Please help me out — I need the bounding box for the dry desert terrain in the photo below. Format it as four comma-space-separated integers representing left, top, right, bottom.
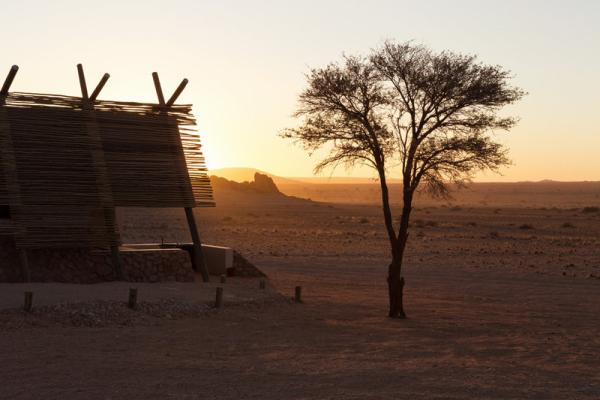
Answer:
1, 181, 600, 399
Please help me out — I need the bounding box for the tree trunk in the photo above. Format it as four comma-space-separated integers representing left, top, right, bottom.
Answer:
376, 159, 412, 319
387, 261, 406, 318
387, 188, 412, 319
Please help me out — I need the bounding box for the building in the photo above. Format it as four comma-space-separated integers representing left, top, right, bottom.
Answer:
0, 65, 214, 283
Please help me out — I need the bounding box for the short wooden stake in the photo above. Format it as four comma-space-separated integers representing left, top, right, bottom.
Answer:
294, 286, 302, 303
220, 274, 226, 284
128, 288, 138, 309
215, 287, 223, 308
23, 291, 33, 312
259, 280, 266, 290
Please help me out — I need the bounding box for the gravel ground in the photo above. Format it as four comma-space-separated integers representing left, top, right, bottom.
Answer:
0, 277, 277, 311
0, 277, 281, 329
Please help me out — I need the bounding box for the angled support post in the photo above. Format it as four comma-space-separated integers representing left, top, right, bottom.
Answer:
77, 64, 124, 280
1, 65, 19, 98
90, 73, 110, 102
153, 72, 210, 282
0, 65, 30, 282
184, 207, 210, 282
166, 79, 188, 107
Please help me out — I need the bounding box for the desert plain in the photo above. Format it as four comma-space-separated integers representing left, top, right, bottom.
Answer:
1, 177, 600, 399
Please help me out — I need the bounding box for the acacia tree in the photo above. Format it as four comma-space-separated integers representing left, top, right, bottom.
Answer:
283, 41, 524, 318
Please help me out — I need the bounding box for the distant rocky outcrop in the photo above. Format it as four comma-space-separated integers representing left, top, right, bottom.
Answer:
209, 172, 283, 195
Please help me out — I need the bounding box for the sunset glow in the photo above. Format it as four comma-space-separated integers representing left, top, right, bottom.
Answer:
2, 2, 600, 398
2, 0, 599, 181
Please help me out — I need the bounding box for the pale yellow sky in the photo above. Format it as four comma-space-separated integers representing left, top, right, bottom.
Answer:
2, 0, 599, 181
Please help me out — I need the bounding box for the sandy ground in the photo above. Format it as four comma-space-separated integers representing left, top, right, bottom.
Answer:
1, 186, 600, 399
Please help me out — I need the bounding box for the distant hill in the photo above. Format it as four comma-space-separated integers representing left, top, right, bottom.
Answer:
209, 172, 283, 195
209, 167, 600, 207
208, 167, 400, 184
209, 167, 300, 185
287, 176, 403, 184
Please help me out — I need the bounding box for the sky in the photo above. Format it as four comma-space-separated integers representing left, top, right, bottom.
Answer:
1, 0, 599, 181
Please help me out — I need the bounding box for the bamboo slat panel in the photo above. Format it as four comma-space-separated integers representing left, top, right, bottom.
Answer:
0, 92, 214, 249
0, 171, 6, 205
97, 112, 197, 207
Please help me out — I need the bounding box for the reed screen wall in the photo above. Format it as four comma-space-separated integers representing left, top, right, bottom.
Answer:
0, 92, 213, 249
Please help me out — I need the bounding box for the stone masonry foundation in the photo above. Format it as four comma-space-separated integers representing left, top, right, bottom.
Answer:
0, 237, 194, 283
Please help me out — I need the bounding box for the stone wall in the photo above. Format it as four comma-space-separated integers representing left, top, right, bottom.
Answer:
121, 249, 194, 282
0, 237, 194, 283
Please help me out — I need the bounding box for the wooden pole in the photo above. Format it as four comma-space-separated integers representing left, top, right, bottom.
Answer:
185, 207, 210, 282
166, 78, 188, 107
89, 73, 110, 102
76, 64, 89, 99
215, 287, 223, 308
0, 65, 31, 282
0, 65, 18, 97
153, 72, 210, 282
294, 286, 302, 303
23, 291, 33, 312
128, 288, 138, 309
152, 72, 166, 106
78, 64, 123, 280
